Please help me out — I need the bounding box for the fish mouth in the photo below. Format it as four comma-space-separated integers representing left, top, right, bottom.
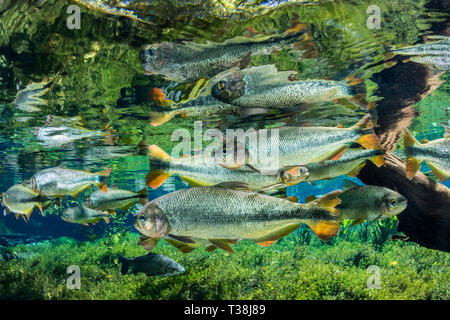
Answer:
211, 70, 245, 103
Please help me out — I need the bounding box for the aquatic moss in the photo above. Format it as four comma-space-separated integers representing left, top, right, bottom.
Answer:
0, 232, 448, 300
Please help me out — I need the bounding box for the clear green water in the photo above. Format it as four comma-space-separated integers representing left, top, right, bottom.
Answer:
0, 0, 448, 300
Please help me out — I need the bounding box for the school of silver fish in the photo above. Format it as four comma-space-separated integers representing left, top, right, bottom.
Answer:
4, 20, 450, 277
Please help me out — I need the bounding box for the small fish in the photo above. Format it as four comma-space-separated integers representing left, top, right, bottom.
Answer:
0, 245, 17, 262
117, 252, 185, 276
316, 180, 407, 226
33, 125, 109, 148
12, 76, 56, 112
61, 206, 111, 226
134, 183, 343, 253
391, 36, 449, 56
390, 36, 450, 70
28, 165, 112, 198
84, 187, 148, 213
140, 24, 314, 82
1, 184, 53, 222
220, 115, 378, 172
145, 144, 308, 190
405, 55, 450, 71
211, 65, 368, 109
403, 129, 449, 182
304, 147, 385, 181
149, 95, 241, 127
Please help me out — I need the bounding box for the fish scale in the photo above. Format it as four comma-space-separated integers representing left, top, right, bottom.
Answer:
150, 186, 337, 240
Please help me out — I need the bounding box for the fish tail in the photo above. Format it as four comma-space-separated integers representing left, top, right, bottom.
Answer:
146, 145, 172, 189
149, 110, 178, 127
95, 168, 112, 192
304, 190, 342, 242
403, 129, 422, 179
137, 187, 148, 205
117, 254, 130, 275
352, 115, 379, 150
345, 74, 368, 108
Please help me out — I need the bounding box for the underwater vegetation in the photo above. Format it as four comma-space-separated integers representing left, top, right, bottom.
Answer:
0, 229, 448, 300
0, 0, 449, 301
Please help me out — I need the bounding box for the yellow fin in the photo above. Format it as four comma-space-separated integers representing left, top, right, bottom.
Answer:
36, 203, 44, 216
427, 162, 448, 182
148, 145, 172, 161
346, 163, 366, 177
149, 110, 177, 127
406, 157, 421, 179
257, 240, 276, 247
328, 146, 348, 161
311, 190, 342, 214
165, 238, 197, 254
146, 170, 171, 189
102, 216, 110, 224
139, 235, 159, 251
253, 223, 301, 245
350, 219, 365, 227
369, 154, 385, 167
356, 133, 378, 150
306, 220, 340, 242
209, 239, 234, 254
403, 129, 419, 149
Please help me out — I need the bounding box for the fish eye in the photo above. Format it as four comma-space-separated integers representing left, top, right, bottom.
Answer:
146, 48, 154, 61
217, 81, 225, 91
139, 215, 145, 222
390, 199, 398, 206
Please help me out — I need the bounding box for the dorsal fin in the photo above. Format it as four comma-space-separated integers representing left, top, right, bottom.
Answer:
342, 180, 360, 191
214, 181, 251, 191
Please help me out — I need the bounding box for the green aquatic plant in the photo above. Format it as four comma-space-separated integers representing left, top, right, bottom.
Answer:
0, 233, 448, 300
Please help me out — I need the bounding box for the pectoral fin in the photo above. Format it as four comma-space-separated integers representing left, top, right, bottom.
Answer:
139, 235, 160, 251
